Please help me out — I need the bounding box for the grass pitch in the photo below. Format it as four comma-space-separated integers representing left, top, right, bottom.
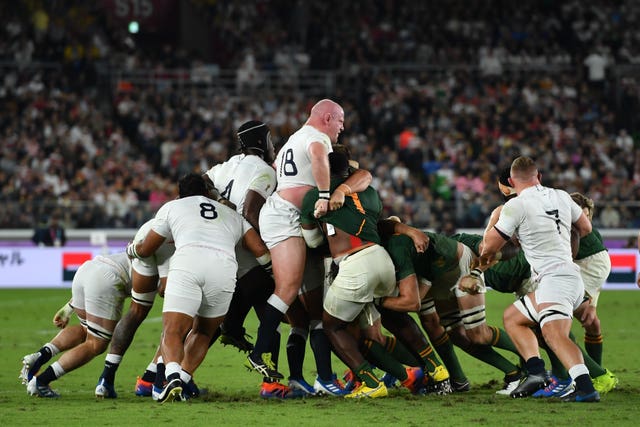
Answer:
1, 289, 639, 426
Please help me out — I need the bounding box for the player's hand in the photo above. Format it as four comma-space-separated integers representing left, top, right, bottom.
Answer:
125, 241, 138, 259
637, 272, 640, 288
329, 189, 345, 211
314, 199, 329, 218
53, 302, 73, 329
579, 303, 597, 328
409, 230, 429, 253
458, 274, 483, 295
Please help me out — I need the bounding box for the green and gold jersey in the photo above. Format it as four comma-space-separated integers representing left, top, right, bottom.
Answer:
301, 179, 383, 245
483, 250, 531, 293
450, 232, 482, 255
575, 228, 606, 260
384, 232, 460, 283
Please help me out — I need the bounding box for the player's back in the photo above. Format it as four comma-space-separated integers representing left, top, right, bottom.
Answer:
205, 154, 276, 213
504, 185, 575, 274
274, 125, 332, 189
153, 195, 249, 255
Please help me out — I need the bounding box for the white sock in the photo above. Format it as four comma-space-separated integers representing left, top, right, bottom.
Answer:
165, 362, 181, 380
51, 361, 66, 379
45, 343, 60, 356
105, 353, 123, 365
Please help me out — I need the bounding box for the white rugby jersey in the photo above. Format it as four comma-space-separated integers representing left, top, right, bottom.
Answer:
94, 252, 132, 293
135, 218, 175, 252
152, 195, 252, 257
494, 184, 583, 276
274, 125, 332, 190
205, 154, 276, 213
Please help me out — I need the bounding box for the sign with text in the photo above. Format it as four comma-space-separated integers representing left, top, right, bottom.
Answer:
0, 246, 125, 288
0, 246, 638, 289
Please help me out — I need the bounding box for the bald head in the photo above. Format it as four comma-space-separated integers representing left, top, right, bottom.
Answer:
306, 99, 345, 143
310, 99, 342, 117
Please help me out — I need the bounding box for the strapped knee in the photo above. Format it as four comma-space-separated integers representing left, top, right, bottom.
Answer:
460, 305, 486, 330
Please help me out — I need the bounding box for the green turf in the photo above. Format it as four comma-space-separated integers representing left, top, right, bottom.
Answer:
1, 289, 639, 426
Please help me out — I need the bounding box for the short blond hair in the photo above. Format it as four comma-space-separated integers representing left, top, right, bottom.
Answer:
571, 192, 595, 221
510, 156, 538, 182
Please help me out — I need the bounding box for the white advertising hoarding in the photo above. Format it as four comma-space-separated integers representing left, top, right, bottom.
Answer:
0, 246, 637, 290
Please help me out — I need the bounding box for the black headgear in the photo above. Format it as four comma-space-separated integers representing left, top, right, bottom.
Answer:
237, 120, 270, 156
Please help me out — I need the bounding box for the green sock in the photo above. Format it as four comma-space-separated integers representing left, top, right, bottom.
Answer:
432, 332, 468, 382
362, 339, 407, 381
415, 343, 443, 374
584, 333, 603, 366
466, 344, 520, 376
546, 348, 569, 380
568, 331, 605, 377
384, 336, 421, 367
354, 360, 380, 388
490, 326, 519, 354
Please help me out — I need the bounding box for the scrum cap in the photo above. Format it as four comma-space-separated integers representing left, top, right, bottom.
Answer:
238, 120, 270, 155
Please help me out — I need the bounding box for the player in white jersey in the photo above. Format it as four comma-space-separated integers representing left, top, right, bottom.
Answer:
204, 120, 302, 398
21, 252, 133, 398
204, 120, 276, 348
247, 99, 372, 385
481, 156, 599, 402
126, 173, 272, 403
95, 218, 176, 398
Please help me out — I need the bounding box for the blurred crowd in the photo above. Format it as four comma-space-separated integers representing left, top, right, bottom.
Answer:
1, 0, 639, 231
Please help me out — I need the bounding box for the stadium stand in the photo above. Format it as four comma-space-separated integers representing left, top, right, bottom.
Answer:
1, 0, 639, 231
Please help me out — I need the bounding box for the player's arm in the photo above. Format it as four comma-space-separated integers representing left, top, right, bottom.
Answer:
376, 274, 421, 312
329, 168, 373, 211
127, 230, 166, 259
243, 190, 267, 232
309, 141, 331, 217
479, 226, 509, 268
242, 227, 273, 275
378, 219, 429, 253
573, 211, 592, 237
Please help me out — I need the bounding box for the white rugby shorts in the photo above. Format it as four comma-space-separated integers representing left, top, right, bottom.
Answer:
259, 192, 302, 249
323, 245, 396, 322
574, 250, 610, 307
162, 246, 237, 318
71, 259, 128, 323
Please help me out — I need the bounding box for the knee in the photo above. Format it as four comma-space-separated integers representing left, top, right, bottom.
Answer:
87, 335, 110, 356
419, 314, 441, 336
127, 302, 152, 322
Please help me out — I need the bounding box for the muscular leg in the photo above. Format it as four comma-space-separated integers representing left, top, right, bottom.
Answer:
36, 312, 116, 387
181, 315, 225, 375
100, 271, 158, 386
323, 311, 379, 389
250, 237, 306, 367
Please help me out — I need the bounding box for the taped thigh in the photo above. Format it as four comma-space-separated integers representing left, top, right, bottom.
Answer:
460, 304, 487, 330
419, 297, 436, 316
513, 295, 539, 324
538, 304, 573, 328
86, 320, 113, 341
131, 290, 157, 307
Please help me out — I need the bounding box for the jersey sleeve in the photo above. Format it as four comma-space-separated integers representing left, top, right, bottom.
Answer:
246, 165, 276, 200
493, 197, 523, 238
204, 164, 222, 188
151, 203, 172, 238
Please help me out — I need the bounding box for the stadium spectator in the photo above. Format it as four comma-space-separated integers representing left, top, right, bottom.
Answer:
32, 213, 66, 247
